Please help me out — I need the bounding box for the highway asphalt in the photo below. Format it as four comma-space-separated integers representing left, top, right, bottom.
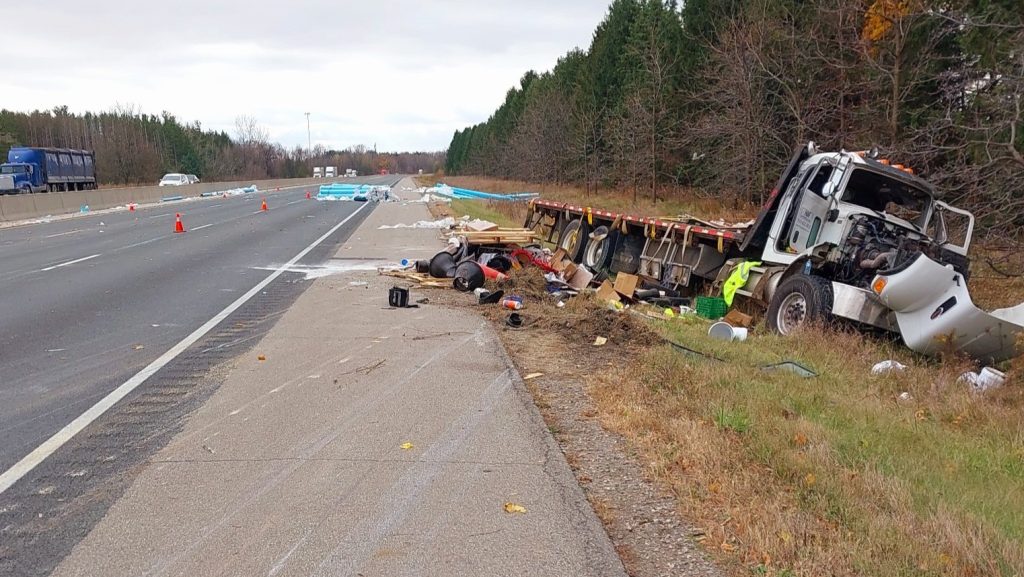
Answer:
0, 176, 395, 477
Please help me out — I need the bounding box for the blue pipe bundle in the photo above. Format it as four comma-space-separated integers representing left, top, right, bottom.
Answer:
434, 184, 538, 202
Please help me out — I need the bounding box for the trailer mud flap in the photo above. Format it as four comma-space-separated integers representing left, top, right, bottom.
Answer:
873, 254, 1024, 362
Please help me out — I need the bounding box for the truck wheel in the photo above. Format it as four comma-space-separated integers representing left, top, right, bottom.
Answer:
583, 226, 616, 270
19, 184, 32, 195
766, 275, 833, 335
557, 218, 590, 262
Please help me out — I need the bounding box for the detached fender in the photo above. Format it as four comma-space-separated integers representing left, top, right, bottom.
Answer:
873, 253, 1023, 362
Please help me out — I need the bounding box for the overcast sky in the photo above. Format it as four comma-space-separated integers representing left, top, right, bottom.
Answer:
0, 1, 610, 152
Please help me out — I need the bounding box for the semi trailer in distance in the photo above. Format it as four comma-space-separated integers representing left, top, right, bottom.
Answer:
0, 147, 97, 194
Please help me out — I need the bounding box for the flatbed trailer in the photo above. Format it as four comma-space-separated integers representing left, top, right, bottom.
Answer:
525, 198, 751, 299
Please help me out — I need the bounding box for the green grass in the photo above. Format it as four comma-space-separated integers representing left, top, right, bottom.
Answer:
594, 314, 1024, 575
450, 198, 524, 229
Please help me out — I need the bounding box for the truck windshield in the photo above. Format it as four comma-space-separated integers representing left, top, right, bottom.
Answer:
1, 165, 28, 174
841, 168, 931, 228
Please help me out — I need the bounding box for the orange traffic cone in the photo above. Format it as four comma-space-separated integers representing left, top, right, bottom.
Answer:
261, 198, 268, 211
306, 191, 311, 199
128, 203, 135, 212
174, 213, 185, 233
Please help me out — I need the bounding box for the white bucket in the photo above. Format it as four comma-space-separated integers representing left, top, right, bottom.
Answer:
708, 322, 748, 342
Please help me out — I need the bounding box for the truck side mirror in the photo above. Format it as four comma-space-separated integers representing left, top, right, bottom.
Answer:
827, 208, 840, 223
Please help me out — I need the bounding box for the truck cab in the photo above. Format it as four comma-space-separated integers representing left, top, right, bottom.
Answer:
0, 147, 97, 193
0, 163, 37, 194
745, 143, 975, 335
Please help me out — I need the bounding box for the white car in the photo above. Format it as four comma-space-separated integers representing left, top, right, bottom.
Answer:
187, 174, 200, 184
159, 173, 189, 186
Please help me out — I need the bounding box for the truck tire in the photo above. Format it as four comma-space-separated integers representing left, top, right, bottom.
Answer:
19, 184, 31, 195
557, 218, 590, 262
766, 274, 833, 335
583, 226, 616, 270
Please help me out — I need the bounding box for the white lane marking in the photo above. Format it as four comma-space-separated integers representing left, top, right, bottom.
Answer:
285, 199, 304, 206
122, 236, 166, 250
191, 223, 214, 231
0, 202, 369, 496
40, 254, 101, 272
44, 230, 82, 239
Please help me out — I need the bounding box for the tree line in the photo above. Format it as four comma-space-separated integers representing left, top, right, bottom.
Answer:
445, 0, 1023, 234
0, 107, 444, 185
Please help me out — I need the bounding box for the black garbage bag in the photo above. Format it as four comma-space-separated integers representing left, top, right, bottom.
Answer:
486, 255, 513, 273
429, 251, 458, 278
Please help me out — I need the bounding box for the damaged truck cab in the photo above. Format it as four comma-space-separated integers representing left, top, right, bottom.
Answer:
526, 142, 1021, 362
746, 143, 974, 337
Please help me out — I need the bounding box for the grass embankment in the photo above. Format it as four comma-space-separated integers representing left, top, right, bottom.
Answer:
444, 177, 1024, 576
601, 321, 1024, 576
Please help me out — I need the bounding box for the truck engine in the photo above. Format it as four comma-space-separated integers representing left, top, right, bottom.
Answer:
832, 215, 929, 288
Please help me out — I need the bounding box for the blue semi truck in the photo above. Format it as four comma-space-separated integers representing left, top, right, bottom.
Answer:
0, 147, 97, 194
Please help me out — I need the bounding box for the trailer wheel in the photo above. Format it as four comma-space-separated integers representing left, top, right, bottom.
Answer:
766, 275, 833, 335
583, 226, 616, 270
557, 218, 590, 262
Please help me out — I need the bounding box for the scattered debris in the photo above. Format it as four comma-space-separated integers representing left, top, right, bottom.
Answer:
378, 217, 456, 230
523, 373, 544, 380
593, 336, 608, 346
871, 360, 907, 375
761, 361, 818, 378
959, 367, 1006, 392
503, 502, 527, 514
346, 359, 386, 376
400, 442, 414, 450
257, 354, 266, 361
708, 322, 747, 342
388, 286, 411, 308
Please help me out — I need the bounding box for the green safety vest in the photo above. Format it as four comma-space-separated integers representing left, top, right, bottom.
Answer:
722, 261, 761, 306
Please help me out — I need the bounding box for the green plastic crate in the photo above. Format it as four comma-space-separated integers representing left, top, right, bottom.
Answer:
696, 296, 728, 319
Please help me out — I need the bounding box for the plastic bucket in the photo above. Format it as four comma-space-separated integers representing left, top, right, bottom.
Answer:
708, 322, 747, 342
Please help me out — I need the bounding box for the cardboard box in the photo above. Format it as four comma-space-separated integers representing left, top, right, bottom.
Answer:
613, 273, 640, 299
568, 265, 594, 290
562, 263, 578, 282
724, 309, 753, 328
550, 248, 569, 272
596, 280, 620, 302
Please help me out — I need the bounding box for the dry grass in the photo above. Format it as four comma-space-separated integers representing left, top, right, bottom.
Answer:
967, 241, 1024, 310
434, 175, 760, 224
590, 318, 1024, 576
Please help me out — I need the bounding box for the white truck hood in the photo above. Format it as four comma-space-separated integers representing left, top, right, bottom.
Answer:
872, 254, 1024, 362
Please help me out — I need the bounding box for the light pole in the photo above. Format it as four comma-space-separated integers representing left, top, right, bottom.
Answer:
304, 112, 311, 155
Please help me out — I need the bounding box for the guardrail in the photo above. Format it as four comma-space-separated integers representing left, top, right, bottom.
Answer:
0, 177, 327, 223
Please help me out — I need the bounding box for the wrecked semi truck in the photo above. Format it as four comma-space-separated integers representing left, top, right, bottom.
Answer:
525, 142, 1020, 362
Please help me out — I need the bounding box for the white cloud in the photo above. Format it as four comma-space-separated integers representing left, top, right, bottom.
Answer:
0, 0, 610, 151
